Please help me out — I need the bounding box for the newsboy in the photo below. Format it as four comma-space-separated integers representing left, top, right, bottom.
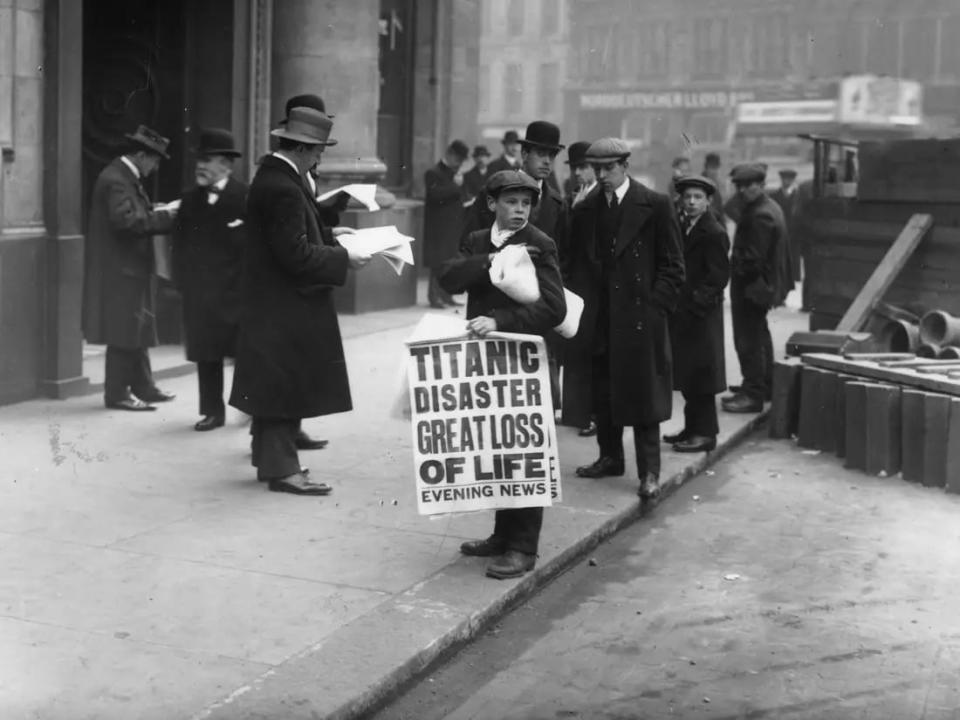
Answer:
229, 107, 372, 495
82, 125, 179, 411
173, 128, 247, 431
569, 138, 685, 500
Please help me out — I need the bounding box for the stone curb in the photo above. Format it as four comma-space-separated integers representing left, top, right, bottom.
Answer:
328, 409, 771, 720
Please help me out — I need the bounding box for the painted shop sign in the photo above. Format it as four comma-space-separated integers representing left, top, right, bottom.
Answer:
407, 334, 561, 516
579, 90, 757, 111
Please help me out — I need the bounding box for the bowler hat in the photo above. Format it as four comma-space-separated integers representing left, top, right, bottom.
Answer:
585, 137, 631, 163
280, 93, 335, 123
270, 107, 338, 146
448, 139, 470, 159
195, 128, 242, 158
472, 144, 491, 159
674, 174, 717, 196
502, 130, 520, 145
730, 162, 767, 184
485, 170, 541, 203
125, 125, 171, 159
565, 141, 592, 166
519, 121, 565, 152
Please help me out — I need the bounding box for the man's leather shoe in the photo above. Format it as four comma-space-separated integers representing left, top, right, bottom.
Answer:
259, 466, 310, 482
106, 397, 156, 412
578, 420, 597, 437
135, 389, 176, 403
721, 386, 743, 402
194, 415, 225, 432
662, 428, 690, 444
638, 472, 661, 500
295, 430, 329, 450
673, 435, 717, 453
722, 394, 763, 414
460, 536, 507, 557
575, 456, 625, 478
267, 472, 332, 496
485, 550, 536, 579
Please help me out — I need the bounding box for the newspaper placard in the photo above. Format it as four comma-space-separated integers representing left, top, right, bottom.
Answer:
408, 333, 561, 516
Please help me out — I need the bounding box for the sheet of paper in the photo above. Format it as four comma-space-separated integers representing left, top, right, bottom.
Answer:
316, 183, 380, 211
406, 312, 470, 344
154, 199, 181, 212
337, 225, 416, 275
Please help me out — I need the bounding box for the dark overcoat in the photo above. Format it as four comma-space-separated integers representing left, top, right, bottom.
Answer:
731, 194, 791, 308
172, 178, 248, 362
462, 165, 488, 202
423, 162, 464, 269
566, 180, 685, 426
228, 155, 351, 419
82, 158, 176, 348
669, 210, 730, 395
771, 186, 801, 282
438, 223, 566, 335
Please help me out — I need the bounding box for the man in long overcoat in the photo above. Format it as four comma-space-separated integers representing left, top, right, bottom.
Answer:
229, 107, 371, 495
723, 163, 790, 415
569, 138, 685, 500
173, 128, 247, 431
423, 140, 469, 308
462, 144, 491, 203
82, 125, 179, 411
665, 175, 730, 453
771, 168, 801, 285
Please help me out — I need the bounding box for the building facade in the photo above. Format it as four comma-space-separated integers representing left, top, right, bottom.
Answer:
564, 0, 960, 180
476, 0, 569, 142
0, 0, 471, 406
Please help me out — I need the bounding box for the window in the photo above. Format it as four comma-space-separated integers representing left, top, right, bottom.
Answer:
750, 14, 790, 78
503, 63, 524, 118
539, 63, 559, 116
688, 113, 729, 146
541, 0, 560, 36
507, 0, 524, 36
692, 18, 728, 78
479, 65, 491, 115
637, 21, 670, 77
901, 16, 936, 80
582, 25, 614, 81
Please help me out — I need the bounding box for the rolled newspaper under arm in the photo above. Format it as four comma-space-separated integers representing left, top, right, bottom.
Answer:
488, 244, 540, 304
554, 288, 584, 339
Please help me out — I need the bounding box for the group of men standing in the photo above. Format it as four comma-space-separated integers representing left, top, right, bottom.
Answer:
82, 94, 372, 496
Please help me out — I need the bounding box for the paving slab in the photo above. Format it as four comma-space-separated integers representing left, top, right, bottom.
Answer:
1, 295, 808, 720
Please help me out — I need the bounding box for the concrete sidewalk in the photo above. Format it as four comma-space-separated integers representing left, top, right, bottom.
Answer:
0, 293, 807, 720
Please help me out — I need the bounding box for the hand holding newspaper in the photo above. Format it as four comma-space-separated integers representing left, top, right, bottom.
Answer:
335, 225, 415, 275
316, 183, 380, 211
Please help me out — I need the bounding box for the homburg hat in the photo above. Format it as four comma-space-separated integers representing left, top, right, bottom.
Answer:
270, 107, 338, 146
585, 137, 631, 163
673, 174, 718, 196
280, 93, 335, 123
195, 128, 242, 158
125, 125, 171, 159
519, 121, 565, 152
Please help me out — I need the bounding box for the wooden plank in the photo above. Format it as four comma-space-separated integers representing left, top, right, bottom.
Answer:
834, 374, 858, 458
836, 213, 933, 333
843, 352, 914, 362
865, 384, 901, 477
901, 390, 929, 483
844, 382, 871, 471
923, 393, 951, 488
769, 359, 803, 440
797, 367, 826, 449
946, 398, 960, 494
802, 353, 960, 398
816, 371, 839, 454
878, 358, 960, 368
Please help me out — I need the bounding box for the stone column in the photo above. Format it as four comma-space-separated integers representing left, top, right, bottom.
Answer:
40, 0, 87, 398
271, 0, 393, 206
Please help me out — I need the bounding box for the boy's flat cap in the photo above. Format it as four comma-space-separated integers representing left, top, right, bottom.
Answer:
585, 138, 631, 162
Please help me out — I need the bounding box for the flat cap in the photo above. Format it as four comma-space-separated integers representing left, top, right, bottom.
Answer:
730, 162, 767, 184
485, 169, 541, 199
674, 174, 718, 196
585, 137, 631, 163
778, 168, 798, 178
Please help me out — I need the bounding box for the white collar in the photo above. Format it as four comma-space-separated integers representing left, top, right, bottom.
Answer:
612, 177, 630, 202
120, 156, 141, 179
212, 176, 229, 191
271, 151, 301, 176
583, 180, 597, 195
490, 221, 526, 248
505, 154, 519, 167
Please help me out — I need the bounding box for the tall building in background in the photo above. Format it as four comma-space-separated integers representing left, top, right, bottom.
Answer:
476, 0, 570, 142
564, 0, 960, 186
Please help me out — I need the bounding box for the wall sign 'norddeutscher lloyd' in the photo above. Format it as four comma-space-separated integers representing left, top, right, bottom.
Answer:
579, 90, 757, 111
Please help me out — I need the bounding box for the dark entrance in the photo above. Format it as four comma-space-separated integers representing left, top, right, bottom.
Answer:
81, 0, 239, 343
377, 0, 417, 191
